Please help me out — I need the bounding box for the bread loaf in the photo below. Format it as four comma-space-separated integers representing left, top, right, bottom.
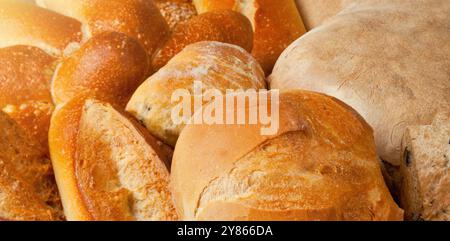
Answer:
400, 112, 450, 221
48, 95, 177, 221
171, 90, 403, 221
193, 0, 306, 74
51, 32, 150, 108
270, 0, 450, 165
155, 0, 197, 30
294, 0, 352, 30
0, 0, 82, 56
0, 111, 63, 221
36, 0, 169, 59
127, 41, 266, 146
152, 10, 253, 70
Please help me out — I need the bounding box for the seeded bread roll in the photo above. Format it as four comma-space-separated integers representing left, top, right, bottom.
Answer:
0, 0, 82, 56
400, 112, 450, 221
127, 41, 266, 146
0, 111, 63, 221
36, 0, 169, 60
270, 0, 450, 165
48, 95, 177, 221
152, 10, 253, 70
155, 0, 197, 30
193, 0, 306, 74
51, 32, 150, 108
171, 90, 403, 221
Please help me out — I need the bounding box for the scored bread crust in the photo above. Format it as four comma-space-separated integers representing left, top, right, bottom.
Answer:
152, 10, 254, 70
127, 41, 266, 146
0, 0, 82, 56
36, 0, 170, 60
193, 0, 306, 74
51, 32, 150, 108
171, 90, 403, 221
0, 111, 63, 221
49, 95, 177, 220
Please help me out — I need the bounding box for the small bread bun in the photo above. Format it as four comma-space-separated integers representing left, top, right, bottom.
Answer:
171, 90, 403, 221
0, 0, 82, 56
152, 10, 253, 70
193, 0, 306, 74
36, 0, 169, 59
51, 32, 150, 108
0, 45, 56, 153
127, 41, 266, 146
0, 111, 63, 221
48, 95, 178, 220
155, 0, 198, 30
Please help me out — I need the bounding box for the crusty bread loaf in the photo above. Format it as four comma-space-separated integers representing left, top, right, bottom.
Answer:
51, 32, 150, 108
48, 95, 177, 221
0, 111, 63, 221
171, 90, 403, 221
127, 41, 266, 146
36, 0, 169, 60
0, 45, 56, 154
193, 0, 306, 74
294, 0, 353, 30
400, 112, 450, 221
270, 0, 450, 165
155, 0, 197, 30
152, 10, 253, 70
0, 0, 82, 56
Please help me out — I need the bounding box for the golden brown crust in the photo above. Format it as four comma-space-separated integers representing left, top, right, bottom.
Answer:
49, 95, 178, 220
152, 10, 253, 70
36, 0, 170, 60
155, 0, 198, 30
193, 0, 306, 74
0, 0, 82, 56
0, 111, 63, 221
171, 90, 403, 220
127, 41, 266, 146
51, 32, 150, 108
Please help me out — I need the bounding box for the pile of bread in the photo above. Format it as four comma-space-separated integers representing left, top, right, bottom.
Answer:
0, 0, 448, 221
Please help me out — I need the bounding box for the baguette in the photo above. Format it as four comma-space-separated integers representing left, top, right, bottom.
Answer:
193, 0, 306, 74
48, 95, 177, 220
171, 90, 403, 221
127, 41, 266, 146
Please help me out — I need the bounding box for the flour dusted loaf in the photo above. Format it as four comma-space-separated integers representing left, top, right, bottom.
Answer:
155, 0, 197, 30
49, 95, 177, 221
127, 41, 266, 146
400, 112, 450, 221
0, 111, 63, 221
171, 90, 403, 221
270, 0, 450, 165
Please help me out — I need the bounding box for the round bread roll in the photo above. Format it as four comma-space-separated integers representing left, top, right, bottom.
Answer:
36, 0, 169, 59
0, 111, 63, 221
152, 10, 254, 70
51, 32, 150, 108
127, 41, 266, 146
193, 0, 306, 74
154, 0, 198, 30
48, 95, 177, 221
0, 45, 56, 154
0, 0, 82, 56
171, 90, 403, 221
270, 0, 450, 165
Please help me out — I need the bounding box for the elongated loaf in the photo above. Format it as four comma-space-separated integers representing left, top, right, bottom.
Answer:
152, 10, 253, 70
193, 0, 306, 74
400, 112, 450, 221
36, 0, 169, 60
127, 41, 266, 146
49, 95, 177, 221
0, 111, 63, 221
51, 32, 150, 108
171, 90, 403, 221
270, 0, 450, 166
